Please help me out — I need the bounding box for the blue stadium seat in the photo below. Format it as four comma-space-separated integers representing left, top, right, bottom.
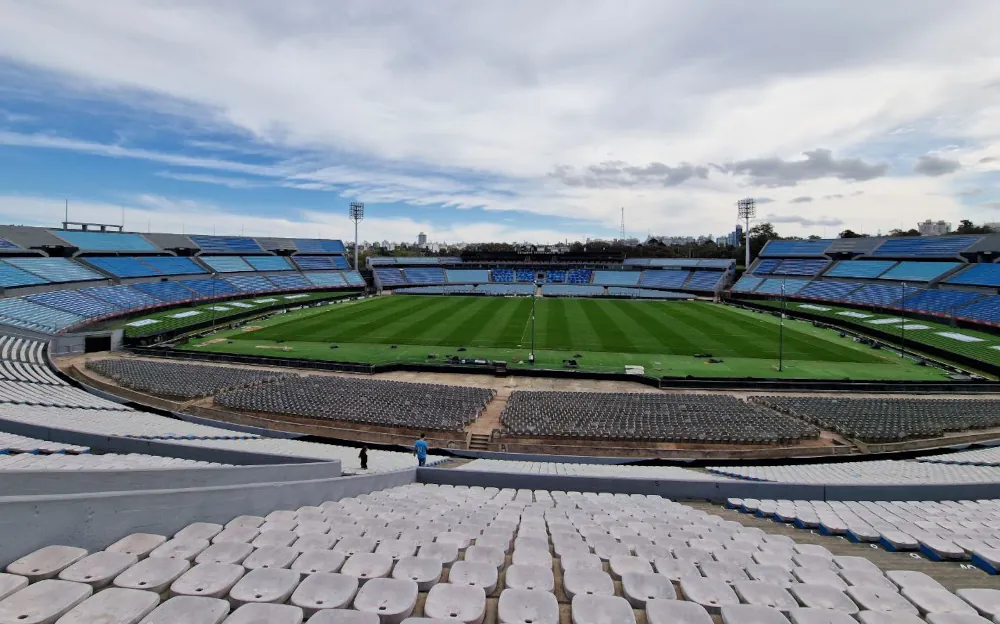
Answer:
6, 258, 104, 283
396, 285, 476, 295
545, 270, 567, 283
515, 269, 536, 282
293, 256, 349, 270
81, 285, 162, 311
639, 270, 689, 289
954, 295, 1000, 324
0, 237, 21, 250
872, 236, 981, 256
0, 261, 48, 288
492, 269, 515, 283
51, 230, 157, 252
900, 289, 983, 315
796, 281, 862, 301
566, 269, 592, 284
446, 269, 491, 283
293, 239, 346, 254
26, 290, 122, 318
402, 267, 446, 284
751, 260, 780, 275
189, 235, 263, 253
879, 261, 961, 282
759, 240, 832, 256
685, 271, 725, 291
0, 297, 84, 333
268, 274, 311, 290
375, 268, 407, 287
224, 275, 276, 292
771, 259, 829, 276
607, 287, 692, 299
368, 257, 398, 266
176, 279, 240, 298
200, 256, 254, 273
540, 284, 604, 297
593, 271, 642, 287
304, 272, 348, 288
825, 260, 896, 279
138, 257, 207, 275
648, 259, 700, 268
755, 279, 810, 295
478, 284, 535, 296
730, 276, 763, 292
697, 259, 736, 269
845, 283, 908, 307
85, 257, 160, 278
133, 281, 196, 303
343, 271, 366, 287
946, 263, 1000, 287
622, 259, 652, 267
242, 256, 294, 271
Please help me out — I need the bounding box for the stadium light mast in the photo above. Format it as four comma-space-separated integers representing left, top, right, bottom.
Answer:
737, 197, 756, 270
778, 281, 786, 373
529, 287, 537, 364
349, 202, 365, 270
900, 281, 907, 358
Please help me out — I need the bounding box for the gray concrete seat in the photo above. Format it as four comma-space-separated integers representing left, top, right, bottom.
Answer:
570, 595, 636, 624
435, 534, 471, 552
847, 587, 920, 616
734, 581, 798, 613
879, 532, 919, 552
418, 545, 459, 567
901, 586, 977, 616
376, 540, 418, 562
645, 598, 712, 624
55, 587, 159, 624
608, 555, 651, 580
137, 596, 229, 624
226, 517, 265, 530
175, 524, 223, 543
341, 554, 393, 584
260, 520, 298, 535
401, 531, 438, 549
150, 539, 210, 562
211, 528, 259, 546
562, 569, 614, 600
559, 553, 601, 572
924, 614, 994, 624
504, 564, 553, 593
956, 588, 1000, 619
423, 584, 487, 624
720, 605, 790, 624
288, 572, 358, 616
170, 563, 245, 599
746, 565, 794, 587
497, 589, 558, 624
840, 570, 896, 593
712, 549, 753, 569
0, 579, 92, 624
791, 567, 847, 591
335, 538, 378, 557
701, 562, 748, 584
310, 610, 381, 624
0, 574, 28, 602
222, 603, 303, 624
921, 538, 967, 562
673, 547, 714, 566
293, 534, 336, 552
353, 578, 418, 624
621, 572, 674, 608
855, 612, 925, 624
107, 534, 168, 560
512, 549, 552, 569
833, 556, 880, 575
654, 558, 702, 583
194, 543, 253, 567
391, 557, 442, 592
514, 538, 547, 552
793, 555, 835, 571
463, 546, 504, 570
114, 557, 191, 596
793, 544, 832, 559
679, 577, 740, 614
58, 551, 139, 589
886, 571, 944, 591
473, 537, 510, 555
448, 561, 498, 594
253, 531, 298, 549
5, 545, 89, 582
787, 609, 857, 624
243, 546, 298, 571
752, 553, 795, 572
291, 550, 345, 575
295, 522, 331, 537
789, 585, 859, 614
228, 568, 301, 606
268, 511, 299, 524
591, 541, 630, 562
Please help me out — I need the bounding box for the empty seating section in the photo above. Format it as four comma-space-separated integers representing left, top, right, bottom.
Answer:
243, 256, 293, 272
294, 256, 350, 270
540, 285, 604, 297
25, 290, 121, 319
0, 452, 227, 470
368, 257, 398, 265
84, 256, 159, 278
304, 272, 347, 288
225, 276, 275, 292
268, 274, 312, 290
500, 392, 818, 443
516, 269, 537, 282
402, 268, 446, 284
606, 288, 692, 299
712, 460, 1000, 483
545, 270, 567, 283
0, 298, 83, 332
397, 285, 477, 295
132, 281, 195, 303
0, 431, 87, 454
879, 261, 961, 282
899, 289, 982, 315
953, 295, 1000, 324
88, 358, 289, 399
375, 269, 406, 287
948, 263, 1000, 287
445, 269, 490, 283
593, 271, 641, 287
759, 240, 831, 256
797, 281, 861, 301
51, 230, 157, 252
294, 238, 346, 253
189, 235, 262, 253
753, 396, 1000, 442
825, 260, 896, 278
770, 259, 829, 276
216, 374, 495, 430
176, 279, 240, 298
492, 268, 514, 282
751, 259, 780, 275
844, 284, 906, 307
755, 279, 809, 295
685, 271, 724, 291
730, 276, 763, 293
0, 237, 20, 250
81, 286, 161, 311
567, 269, 592, 284
873, 235, 980, 256
640, 270, 689, 289
343, 271, 366, 287
0, 262, 47, 288
138, 256, 207, 275
5, 258, 104, 283
200, 256, 254, 273
477, 284, 535, 296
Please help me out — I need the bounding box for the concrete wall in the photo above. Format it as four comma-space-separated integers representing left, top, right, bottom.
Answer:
0, 468, 415, 566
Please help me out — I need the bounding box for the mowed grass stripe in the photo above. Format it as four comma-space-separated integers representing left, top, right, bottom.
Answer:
614, 301, 719, 355
441, 297, 504, 346
575, 299, 635, 352
317, 297, 434, 342
383, 297, 464, 344
599, 300, 673, 352
479, 298, 531, 348
561, 299, 607, 351
240, 295, 417, 342
539, 299, 573, 349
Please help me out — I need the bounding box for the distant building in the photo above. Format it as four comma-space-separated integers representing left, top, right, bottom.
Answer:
918, 219, 952, 236
417, 232, 428, 246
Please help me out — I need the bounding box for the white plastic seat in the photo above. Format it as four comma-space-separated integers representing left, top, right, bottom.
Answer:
291, 550, 345, 575
341, 553, 393, 584
591, 541, 630, 562
107, 534, 168, 560
673, 547, 714, 566
513, 538, 547, 552
295, 521, 330, 537
855, 612, 925, 624
288, 572, 358, 616
137, 596, 230, 624
170, 563, 245, 599
971, 548, 1000, 574
55, 587, 159, 624
293, 534, 336, 552
497, 589, 558, 624
435, 534, 471, 551
149, 539, 210, 562
5, 545, 88, 582
222, 603, 303, 624
242, 546, 299, 570
512, 548, 552, 569
0, 574, 28, 602
787, 609, 857, 624
0, 579, 92, 624
391, 557, 442, 592
195, 543, 253, 567
701, 561, 748, 584
792, 568, 847, 591
833, 556, 880, 575
924, 614, 994, 624
901, 586, 977, 616
504, 564, 553, 593
570, 595, 636, 624
211, 528, 259, 546
840, 570, 896, 593
114, 557, 191, 596
334, 538, 378, 557
621, 572, 674, 608
448, 561, 498, 594
353, 578, 418, 624
734, 581, 798, 613
654, 558, 701, 583
226, 517, 265, 530
376, 540, 418, 562
423, 584, 486, 624
417, 544, 459, 567
879, 532, 919, 552
559, 553, 602, 572
175, 523, 223, 543
720, 605, 790, 624
847, 586, 920, 615
463, 546, 505, 570
228, 568, 301, 606
562, 569, 613, 599
679, 577, 740, 613
885, 571, 944, 591
920, 537, 966, 561
956, 588, 1000, 619
309, 611, 381, 624
747, 565, 794, 587
252, 531, 298, 549
58, 551, 139, 589
789, 585, 859, 614
608, 555, 651, 580
645, 598, 713, 624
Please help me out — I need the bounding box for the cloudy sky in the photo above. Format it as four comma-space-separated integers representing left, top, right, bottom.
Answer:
1, 1, 999, 244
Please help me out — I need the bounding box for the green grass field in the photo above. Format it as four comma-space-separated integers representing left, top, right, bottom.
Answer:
181, 295, 951, 380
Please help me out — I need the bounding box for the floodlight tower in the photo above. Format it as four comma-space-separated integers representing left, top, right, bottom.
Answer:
737, 197, 756, 269
349, 202, 365, 270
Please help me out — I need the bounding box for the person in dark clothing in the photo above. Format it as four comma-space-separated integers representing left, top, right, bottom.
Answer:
359, 445, 368, 471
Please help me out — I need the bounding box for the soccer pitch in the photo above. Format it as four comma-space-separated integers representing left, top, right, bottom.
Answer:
183, 295, 951, 380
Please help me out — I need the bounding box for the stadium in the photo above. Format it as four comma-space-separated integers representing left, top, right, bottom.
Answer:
1, 221, 1000, 624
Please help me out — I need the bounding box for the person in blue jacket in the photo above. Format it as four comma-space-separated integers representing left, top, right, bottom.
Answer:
415, 434, 428, 466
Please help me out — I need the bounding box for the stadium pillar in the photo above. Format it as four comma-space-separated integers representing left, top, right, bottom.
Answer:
529, 291, 536, 364
778, 282, 785, 372
900, 281, 907, 358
